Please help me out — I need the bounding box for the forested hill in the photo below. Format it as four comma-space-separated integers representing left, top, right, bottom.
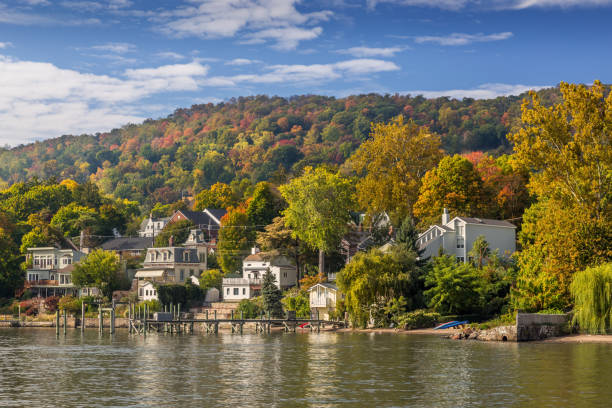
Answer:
0, 88, 562, 207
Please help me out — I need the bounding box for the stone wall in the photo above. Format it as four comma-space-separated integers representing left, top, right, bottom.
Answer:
516, 313, 569, 341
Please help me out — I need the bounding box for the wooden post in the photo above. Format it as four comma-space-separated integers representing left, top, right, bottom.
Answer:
110, 308, 115, 334
56, 310, 60, 336
267, 311, 271, 333
18, 305, 20, 322
206, 310, 209, 320
177, 303, 181, 321
99, 306, 103, 333
231, 310, 234, 320
81, 302, 85, 333
170, 303, 173, 319
128, 303, 132, 334
214, 310, 217, 320
143, 304, 147, 337
63, 309, 67, 336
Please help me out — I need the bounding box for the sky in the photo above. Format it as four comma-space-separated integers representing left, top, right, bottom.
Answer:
1, 0, 612, 146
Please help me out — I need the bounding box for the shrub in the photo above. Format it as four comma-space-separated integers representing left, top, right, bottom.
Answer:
58, 295, 82, 314
237, 299, 262, 319
138, 299, 161, 313
44, 296, 59, 313
570, 263, 612, 334
396, 309, 440, 330
282, 288, 310, 318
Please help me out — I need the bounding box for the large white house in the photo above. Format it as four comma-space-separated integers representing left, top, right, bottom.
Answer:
418, 209, 516, 262
25, 247, 95, 297
222, 248, 297, 301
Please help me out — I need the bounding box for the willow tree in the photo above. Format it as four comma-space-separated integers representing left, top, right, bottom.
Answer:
279, 166, 354, 275
348, 115, 442, 224
570, 263, 612, 334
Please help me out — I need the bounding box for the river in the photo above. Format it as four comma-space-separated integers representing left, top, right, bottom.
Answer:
1, 328, 611, 407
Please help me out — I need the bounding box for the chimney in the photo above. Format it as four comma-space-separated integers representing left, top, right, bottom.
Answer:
442, 208, 450, 225
251, 247, 260, 255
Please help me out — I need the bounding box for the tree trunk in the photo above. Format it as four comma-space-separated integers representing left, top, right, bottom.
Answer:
318, 249, 325, 276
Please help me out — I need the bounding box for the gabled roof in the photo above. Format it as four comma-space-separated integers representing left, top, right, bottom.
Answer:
455, 217, 516, 228
140, 216, 170, 229
308, 282, 339, 291
101, 237, 152, 251
204, 208, 227, 224
175, 209, 225, 228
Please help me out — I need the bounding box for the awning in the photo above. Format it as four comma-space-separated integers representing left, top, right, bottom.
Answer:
135, 270, 165, 278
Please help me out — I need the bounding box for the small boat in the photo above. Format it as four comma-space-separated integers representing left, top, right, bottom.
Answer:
434, 321, 469, 330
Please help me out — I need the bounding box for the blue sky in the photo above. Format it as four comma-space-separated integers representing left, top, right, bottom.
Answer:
1, 0, 612, 145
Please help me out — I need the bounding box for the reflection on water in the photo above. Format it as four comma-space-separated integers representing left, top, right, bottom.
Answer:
0, 329, 611, 407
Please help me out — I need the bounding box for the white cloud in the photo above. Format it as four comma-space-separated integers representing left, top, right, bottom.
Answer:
338, 46, 405, 57
91, 42, 135, 53
225, 58, 261, 66
155, 51, 185, 60
0, 41, 12, 49
0, 3, 101, 25
402, 83, 547, 99
414, 32, 513, 46
0, 55, 209, 145
208, 58, 399, 86
21, 0, 51, 5
368, 0, 612, 10
158, 0, 332, 50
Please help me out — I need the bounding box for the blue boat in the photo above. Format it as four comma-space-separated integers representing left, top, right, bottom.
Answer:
434, 320, 469, 330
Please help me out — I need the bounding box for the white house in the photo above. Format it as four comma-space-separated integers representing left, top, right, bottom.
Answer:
25, 247, 88, 297
308, 283, 343, 320
138, 281, 158, 301
418, 209, 516, 263
138, 215, 170, 238
222, 248, 298, 301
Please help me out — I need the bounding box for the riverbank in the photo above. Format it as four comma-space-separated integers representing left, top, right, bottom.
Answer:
536, 334, 612, 343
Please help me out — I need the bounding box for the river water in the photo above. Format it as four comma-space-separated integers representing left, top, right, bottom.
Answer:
1, 329, 611, 407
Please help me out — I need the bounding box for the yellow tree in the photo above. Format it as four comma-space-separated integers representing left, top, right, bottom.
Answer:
349, 115, 442, 224
509, 81, 611, 220
194, 182, 236, 211
509, 81, 612, 309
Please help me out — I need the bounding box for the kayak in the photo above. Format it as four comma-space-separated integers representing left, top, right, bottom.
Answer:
434, 320, 469, 330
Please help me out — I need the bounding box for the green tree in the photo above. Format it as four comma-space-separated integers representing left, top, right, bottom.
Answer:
413, 155, 487, 229
50, 203, 98, 238
282, 288, 310, 318
199, 268, 223, 290
468, 235, 491, 269
217, 208, 254, 274
262, 269, 283, 317
0, 229, 23, 298
246, 182, 284, 228
72, 249, 121, 299
349, 115, 442, 224
570, 263, 612, 334
154, 220, 194, 247
395, 216, 425, 263
337, 247, 423, 327
280, 166, 355, 275
424, 255, 484, 315
194, 182, 236, 211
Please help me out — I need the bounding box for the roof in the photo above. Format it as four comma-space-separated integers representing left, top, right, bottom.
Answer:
140, 216, 170, 229
144, 247, 201, 264
243, 252, 295, 267
455, 217, 516, 228
204, 208, 227, 224
101, 237, 152, 251
308, 282, 339, 291
176, 210, 224, 228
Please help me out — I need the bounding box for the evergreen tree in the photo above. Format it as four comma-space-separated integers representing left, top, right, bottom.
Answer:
396, 216, 427, 265
262, 269, 283, 318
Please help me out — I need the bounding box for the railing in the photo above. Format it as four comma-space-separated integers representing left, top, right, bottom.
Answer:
310, 298, 334, 308
222, 278, 263, 285
25, 280, 59, 287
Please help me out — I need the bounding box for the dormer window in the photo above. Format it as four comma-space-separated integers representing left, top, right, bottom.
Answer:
183, 252, 189, 262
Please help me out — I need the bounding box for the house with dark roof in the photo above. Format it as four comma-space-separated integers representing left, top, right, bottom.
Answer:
101, 237, 152, 258
168, 208, 227, 244
418, 208, 516, 263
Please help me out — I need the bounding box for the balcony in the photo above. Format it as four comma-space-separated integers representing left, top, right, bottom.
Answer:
222, 278, 263, 286
25, 280, 59, 287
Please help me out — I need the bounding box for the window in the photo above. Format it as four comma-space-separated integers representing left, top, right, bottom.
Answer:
180, 269, 184, 281
233, 288, 239, 295
242, 288, 246, 295
139, 288, 143, 296
163, 252, 167, 261
456, 256, 465, 263
283, 272, 287, 278
189, 269, 194, 276
184, 252, 190, 262
457, 236, 464, 249
226, 288, 230, 295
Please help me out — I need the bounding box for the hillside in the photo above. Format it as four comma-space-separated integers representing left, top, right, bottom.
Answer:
0, 88, 563, 208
